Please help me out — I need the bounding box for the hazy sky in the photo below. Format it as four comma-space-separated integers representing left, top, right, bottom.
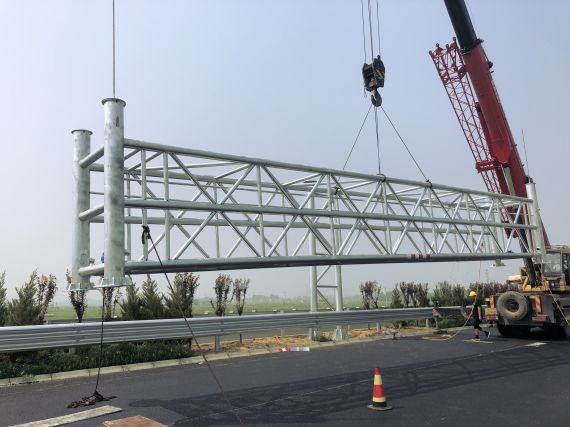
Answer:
0, 0, 568, 302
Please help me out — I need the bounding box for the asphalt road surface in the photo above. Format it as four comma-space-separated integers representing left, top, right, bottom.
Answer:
1, 328, 569, 426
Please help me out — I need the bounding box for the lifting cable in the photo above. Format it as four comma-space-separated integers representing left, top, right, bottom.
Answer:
358, 0, 384, 175
68, 291, 116, 408
342, 104, 372, 171
141, 226, 244, 425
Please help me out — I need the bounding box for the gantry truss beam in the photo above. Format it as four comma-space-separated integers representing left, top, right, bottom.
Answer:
73, 129, 538, 287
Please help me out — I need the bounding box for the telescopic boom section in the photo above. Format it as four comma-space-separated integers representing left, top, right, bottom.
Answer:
444, 0, 526, 196
433, 0, 549, 247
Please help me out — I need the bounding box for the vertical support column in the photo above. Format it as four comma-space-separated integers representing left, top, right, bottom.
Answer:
309, 195, 318, 312
163, 152, 171, 259
102, 98, 128, 287
71, 130, 92, 289
526, 182, 547, 260
141, 150, 148, 260
308, 195, 319, 340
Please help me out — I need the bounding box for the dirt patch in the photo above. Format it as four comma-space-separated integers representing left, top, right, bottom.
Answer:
196, 326, 437, 354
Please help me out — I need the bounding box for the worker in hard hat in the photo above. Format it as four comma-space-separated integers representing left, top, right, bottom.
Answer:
470, 290, 490, 340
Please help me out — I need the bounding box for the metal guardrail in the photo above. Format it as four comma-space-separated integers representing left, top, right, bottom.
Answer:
0, 308, 439, 353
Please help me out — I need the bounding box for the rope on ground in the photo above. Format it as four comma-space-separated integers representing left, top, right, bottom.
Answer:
422, 263, 483, 342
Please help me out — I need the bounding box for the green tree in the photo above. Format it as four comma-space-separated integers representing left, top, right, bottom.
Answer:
415, 283, 430, 307
164, 272, 200, 318
141, 276, 165, 319
390, 286, 404, 309
210, 274, 232, 316
120, 284, 144, 320
431, 281, 466, 306
0, 271, 7, 326
6, 271, 42, 326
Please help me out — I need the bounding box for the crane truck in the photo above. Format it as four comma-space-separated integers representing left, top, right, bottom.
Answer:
430, 0, 570, 338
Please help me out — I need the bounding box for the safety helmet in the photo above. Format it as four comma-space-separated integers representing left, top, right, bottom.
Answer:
469, 291, 477, 297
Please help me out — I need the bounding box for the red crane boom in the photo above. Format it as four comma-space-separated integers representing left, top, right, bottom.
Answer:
430, 0, 549, 247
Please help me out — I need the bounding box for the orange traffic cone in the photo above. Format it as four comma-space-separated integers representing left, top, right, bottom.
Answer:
368, 367, 393, 411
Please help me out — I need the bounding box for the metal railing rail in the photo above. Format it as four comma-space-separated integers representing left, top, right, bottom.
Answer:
0, 308, 439, 353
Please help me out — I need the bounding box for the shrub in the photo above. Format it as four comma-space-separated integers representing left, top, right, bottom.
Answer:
0, 340, 194, 379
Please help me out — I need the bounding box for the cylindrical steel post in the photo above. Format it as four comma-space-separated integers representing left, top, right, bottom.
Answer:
102, 98, 128, 287
71, 129, 92, 289
526, 182, 547, 259
309, 195, 318, 313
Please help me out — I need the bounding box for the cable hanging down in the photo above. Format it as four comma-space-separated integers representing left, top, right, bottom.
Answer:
141, 226, 244, 425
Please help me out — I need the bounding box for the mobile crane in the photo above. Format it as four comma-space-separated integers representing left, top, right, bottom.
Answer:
430, 0, 570, 337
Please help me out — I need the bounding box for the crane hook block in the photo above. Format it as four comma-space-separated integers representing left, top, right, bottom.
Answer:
362, 55, 385, 107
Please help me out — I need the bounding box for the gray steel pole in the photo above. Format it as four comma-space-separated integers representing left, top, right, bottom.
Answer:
309, 195, 318, 312
102, 98, 128, 287
71, 130, 92, 289
526, 182, 547, 260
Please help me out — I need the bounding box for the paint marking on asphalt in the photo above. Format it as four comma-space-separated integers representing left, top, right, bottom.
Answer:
526, 342, 547, 348
463, 339, 494, 344
9, 405, 122, 427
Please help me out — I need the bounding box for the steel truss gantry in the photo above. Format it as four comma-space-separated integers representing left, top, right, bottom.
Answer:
71, 98, 540, 311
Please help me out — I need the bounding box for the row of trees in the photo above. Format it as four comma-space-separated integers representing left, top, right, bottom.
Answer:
0, 270, 250, 326
1, 269, 522, 326
360, 280, 517, 309
118, 273, 250, 321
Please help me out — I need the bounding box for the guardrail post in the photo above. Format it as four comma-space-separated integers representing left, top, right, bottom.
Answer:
214, 335, 221, 352
71, 129, 93, 290
102, 98, 129, 287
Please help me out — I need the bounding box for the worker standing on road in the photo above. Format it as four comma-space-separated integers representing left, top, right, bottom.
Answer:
470, 291, 490, 340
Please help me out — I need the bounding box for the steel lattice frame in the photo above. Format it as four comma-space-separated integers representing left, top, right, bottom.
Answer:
70, 99, 541, 311
429, 40, 502, 194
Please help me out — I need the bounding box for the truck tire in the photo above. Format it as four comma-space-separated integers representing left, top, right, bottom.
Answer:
496, 291, 528, 321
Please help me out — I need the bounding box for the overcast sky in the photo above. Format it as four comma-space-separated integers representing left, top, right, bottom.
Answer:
0, 0, 568, 302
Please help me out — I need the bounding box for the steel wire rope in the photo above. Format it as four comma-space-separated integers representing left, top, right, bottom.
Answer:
373, 105, 381, 175
141, 225, 244, 425
366, 0, 375, 60
342, 104, 373, 171
375, 0, 381, 54
360, 0, 367, 64
379, 106, 430, 182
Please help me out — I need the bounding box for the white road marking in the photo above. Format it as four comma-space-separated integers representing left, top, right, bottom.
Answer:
9, 405, 122, 427
526, 342, 547, 348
